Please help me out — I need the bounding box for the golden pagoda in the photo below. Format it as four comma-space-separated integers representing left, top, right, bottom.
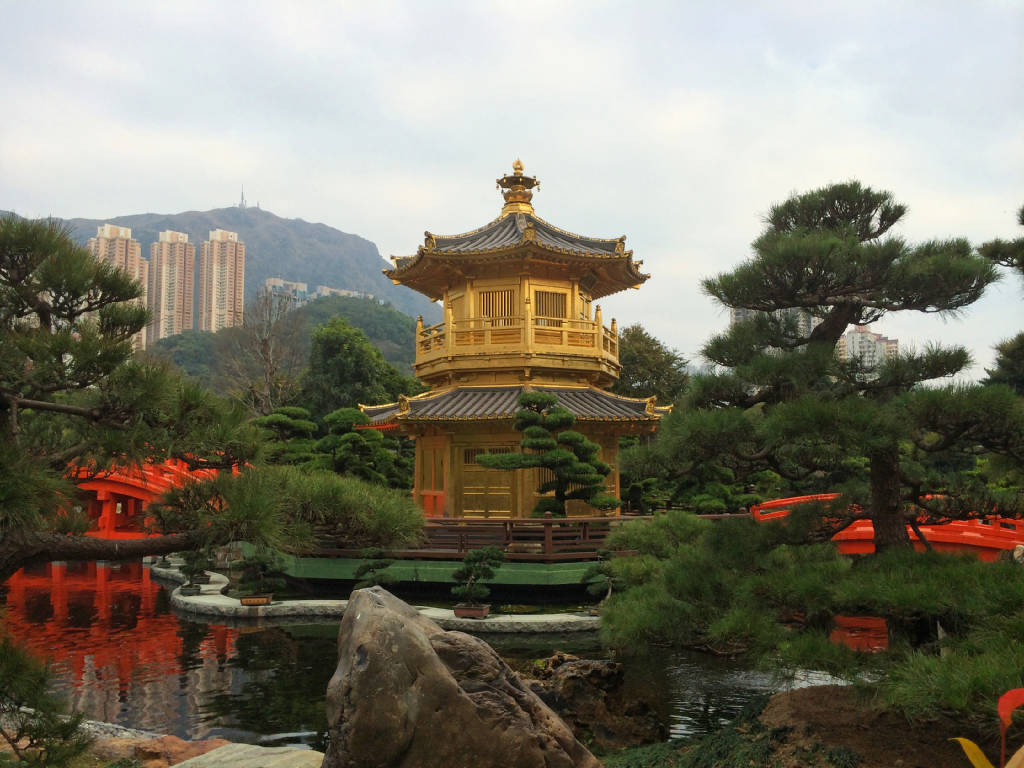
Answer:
363, 161, 669, 518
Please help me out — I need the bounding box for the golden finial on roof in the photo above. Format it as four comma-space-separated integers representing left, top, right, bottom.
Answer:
496, 159, 539, 217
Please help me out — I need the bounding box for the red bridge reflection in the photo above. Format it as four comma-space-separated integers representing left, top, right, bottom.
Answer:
1, 561, 237, 737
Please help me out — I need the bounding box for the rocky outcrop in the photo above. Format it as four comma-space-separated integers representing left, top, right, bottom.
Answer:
321, 587, 600, 768
527, 652, 666, 751
90, 734, 231, 767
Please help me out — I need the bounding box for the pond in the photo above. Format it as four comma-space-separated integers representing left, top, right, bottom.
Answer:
0, 560, 829, 747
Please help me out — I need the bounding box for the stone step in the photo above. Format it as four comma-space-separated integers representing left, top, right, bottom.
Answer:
174, 743, 324, 768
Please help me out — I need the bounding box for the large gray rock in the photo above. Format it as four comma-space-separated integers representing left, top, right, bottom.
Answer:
321, 587, 601, 768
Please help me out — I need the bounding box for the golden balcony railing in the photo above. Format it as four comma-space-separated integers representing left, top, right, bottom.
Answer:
415, 314, 619, 369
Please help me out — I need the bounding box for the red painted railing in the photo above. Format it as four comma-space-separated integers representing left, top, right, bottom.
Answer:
751, 494, 1024, 561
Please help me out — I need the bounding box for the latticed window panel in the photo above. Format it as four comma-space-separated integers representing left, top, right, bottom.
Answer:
478, 289, 517, 326
534, 290, 566, 327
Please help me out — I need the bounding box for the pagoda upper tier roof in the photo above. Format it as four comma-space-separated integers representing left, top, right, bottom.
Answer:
385, 212, 649, 301
431, 213, 622, 256
360, 385, 670, 425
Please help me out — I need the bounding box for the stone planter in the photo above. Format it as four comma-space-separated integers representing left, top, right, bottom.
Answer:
189, 573, 211, 585
179, 585, 202, 597
453, 603, 490, 619
239, 594, 273, 606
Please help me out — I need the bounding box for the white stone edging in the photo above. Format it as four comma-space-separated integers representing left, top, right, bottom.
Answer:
148, 559, 599, 632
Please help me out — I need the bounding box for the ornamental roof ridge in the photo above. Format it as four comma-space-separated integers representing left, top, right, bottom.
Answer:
527, 213, 626, 247
533, 384, 673, 413
423, 214, 506, 244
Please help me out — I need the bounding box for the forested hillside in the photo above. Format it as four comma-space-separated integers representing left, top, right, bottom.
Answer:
151, 295, 417, 390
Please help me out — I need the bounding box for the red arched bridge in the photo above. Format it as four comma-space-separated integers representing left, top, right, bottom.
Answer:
72, 460, 218, 540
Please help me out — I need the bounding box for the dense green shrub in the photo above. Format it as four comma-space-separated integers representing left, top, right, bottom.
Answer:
601, 511, 1024, 723
151, 465, 422, 552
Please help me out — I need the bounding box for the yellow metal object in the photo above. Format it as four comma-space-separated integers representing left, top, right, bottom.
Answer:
497, 159, 540, 217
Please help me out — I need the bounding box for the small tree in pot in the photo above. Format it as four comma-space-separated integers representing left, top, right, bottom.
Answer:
180, 548, 212, 586
233, 550, 288, 606
451, 546, 505, 619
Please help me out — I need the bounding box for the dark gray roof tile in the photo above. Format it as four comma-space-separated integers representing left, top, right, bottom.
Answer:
362, 386, 668, 424
428, 214, 621, 256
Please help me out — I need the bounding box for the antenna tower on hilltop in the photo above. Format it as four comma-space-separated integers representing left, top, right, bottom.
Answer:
239, 186, 247, 210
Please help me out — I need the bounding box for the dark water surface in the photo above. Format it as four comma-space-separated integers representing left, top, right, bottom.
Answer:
1, 560, 807, 745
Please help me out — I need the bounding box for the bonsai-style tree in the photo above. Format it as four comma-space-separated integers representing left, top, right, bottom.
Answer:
478, 392, 620, 517
353, 547, 397, 588
251, 406, 319, 465
450, 546, 505, 606
233, 550, 288, 597
179, 547, 213, 586
643, 182, 1023, 551
314, 407, 413, 488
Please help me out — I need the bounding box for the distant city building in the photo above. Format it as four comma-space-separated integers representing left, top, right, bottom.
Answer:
312, 284, 376, 301
837, 325, 899, 369
147, 230, 195, 346
199, 229, 245, 332
729, 307, 819, 338
264, 277, 309, 305
263, 277, 376, 307
86, 224, 148, 348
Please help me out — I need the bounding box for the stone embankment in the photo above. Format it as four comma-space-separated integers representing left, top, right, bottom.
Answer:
150, 558, 599, 633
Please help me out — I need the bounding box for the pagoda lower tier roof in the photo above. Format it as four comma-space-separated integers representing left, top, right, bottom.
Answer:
361, 385, 670, 425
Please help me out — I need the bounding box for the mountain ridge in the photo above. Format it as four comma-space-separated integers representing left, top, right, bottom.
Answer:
2, 206, 440, 323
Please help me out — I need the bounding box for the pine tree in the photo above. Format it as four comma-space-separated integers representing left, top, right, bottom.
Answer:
646, 183, 1022, 551
0, 216, 268, 581
478, 391, 620, 517
981, 204, 1024, 394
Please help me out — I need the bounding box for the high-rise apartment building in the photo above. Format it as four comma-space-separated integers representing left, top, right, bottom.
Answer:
86, 224, 148, 348
837, 325, 898, 369
729, 307, 819, 338
147, 230, 196, 346
198, 229, 245, 332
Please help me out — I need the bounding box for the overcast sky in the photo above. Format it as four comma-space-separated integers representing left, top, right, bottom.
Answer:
2, 1, 1022, 379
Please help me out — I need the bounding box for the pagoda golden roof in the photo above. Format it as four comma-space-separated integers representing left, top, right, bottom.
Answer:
384, 162, 649, 301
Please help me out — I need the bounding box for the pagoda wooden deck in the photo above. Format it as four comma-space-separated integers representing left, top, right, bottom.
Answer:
314, 515, 649, 563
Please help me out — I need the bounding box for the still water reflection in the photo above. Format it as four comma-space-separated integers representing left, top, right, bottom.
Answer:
1, 560, 813, 745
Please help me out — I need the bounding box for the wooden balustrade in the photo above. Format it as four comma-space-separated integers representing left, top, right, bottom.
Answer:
315, 515, 650, 563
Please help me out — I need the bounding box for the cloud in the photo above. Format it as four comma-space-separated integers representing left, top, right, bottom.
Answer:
1, 0, 1021, 377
